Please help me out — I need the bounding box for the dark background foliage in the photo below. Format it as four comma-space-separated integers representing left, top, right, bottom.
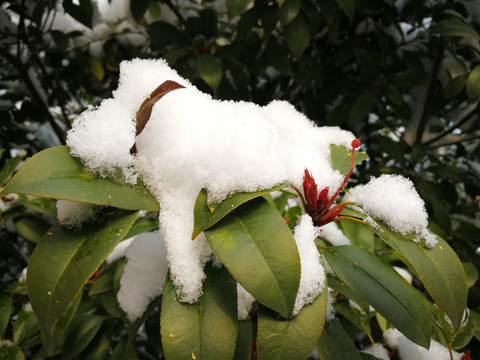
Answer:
0, 0, 479, 359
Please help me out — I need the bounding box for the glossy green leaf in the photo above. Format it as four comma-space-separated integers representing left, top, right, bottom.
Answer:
192, 182, 290, 239
466, 65, 480, 99
324, 246, 431, 348
227, 0, 253, 19
451, 313, 475, 350
234, 319, 253, 360
431, 18, 480, 40
335, 0, 355, 22
62, 314, 104, 360
0, 154, 25, 186
348, 92, 375, 124
372, 221, 467, 330
316, 319, 362, 360
19, 196, 57, 217
130, 0, 150, 21
125, 215, 159, 239
333, 302, 372, 341
90, 57, 104, 81
330, 144, 368, 176
13, 309, 40, 345
1, 146, 159, 211
13, 217, 50, 243
205, 197, 300, 318
0, 295, 12, 339
257, 289, 328, 360
197, 54, 222, 92
279, 0, 300, 26
0, 340, 25, 360
284, 12, 310, 58
27, 210, 138, 337
326, 275, 369, 314
161, 264, 238, 360
338, 220, 375, 251
463, 262, 479, 288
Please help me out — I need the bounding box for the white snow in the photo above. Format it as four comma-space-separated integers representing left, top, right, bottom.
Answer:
393, 266, 413, 284
67, 58, 356, 304
56, 200, 100, 227
237, 283, 255, 320
384, 328, 463, 360
117, 232, 169, 321
319, 222, 351, 246
106, 237, 135, 263
292, 214, 325, 315
361, 343, 389, 360
348, 175, 437, 247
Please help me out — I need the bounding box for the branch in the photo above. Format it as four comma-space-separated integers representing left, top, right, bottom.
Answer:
414, 48, 444, 145
161, 0, 195, 37
0, 46, 66, 145
422, 102, 479, 146
426, 134, 480, 150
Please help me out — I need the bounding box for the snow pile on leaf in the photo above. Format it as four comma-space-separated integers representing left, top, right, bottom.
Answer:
56, 200, 99, 227
293, 214, 325, 315
384, 328, 463, 360
361, 343, 389, 360
117, 232, 169, 321
347, 174, 437, 247
66, 58, 356, 304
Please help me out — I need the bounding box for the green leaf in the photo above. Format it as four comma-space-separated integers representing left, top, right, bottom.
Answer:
284, 12, 310, 58
13, 309, 40, 346
90, 57, 105, 81
63, 0, 92, 28
0, 154, 25, 186
13, 217, 50, 244
431, 18, 480, 40
0, 340, 25, 360
257, 289, 328, 360
161, 264, 238, 360
324, 246, 431, 348
1, 146, 159, 211
451, 313, 475, 350
0, 295, 11, 339
125, 215, 159, 239
27, 210, 138, 337
348, 92, 375, 124
326, 275, 369, 314
234, 319, 253, 360
279, 0, 300, 26
372, 222, 467, 330
316, 319, 362, 360
192, 182, 289, 239
197, 55, 222, 93
445, 74, 467, 99
227, 0, 253, 19
61, 314, 104, 360
466, 65, 480, 99
205, 197, 300, 318
130, 0, 150, 22
335, 0, 355, 22
330, 144, 368, 176
463, 262, 479, 288
333, 302, 372, 341
338, 220, 375, 251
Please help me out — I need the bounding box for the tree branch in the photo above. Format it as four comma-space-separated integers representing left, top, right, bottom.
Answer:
414, 47, 444, 145
426, 134, 480, 150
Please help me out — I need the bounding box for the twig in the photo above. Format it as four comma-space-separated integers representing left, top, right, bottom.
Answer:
426, 134, 480, 150
422, 102, 479, 146
414, 47, 444, 145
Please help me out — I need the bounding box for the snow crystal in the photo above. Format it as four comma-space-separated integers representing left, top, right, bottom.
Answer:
325, 288, 336, 321
56, 200, 99, 227
67, 58, 357, 304
117, 232, 169, 322
384, 328, 462, 360
350, 175, 437, 247
237, 283, 255, 320
361, 343, 389, 360
292, 214, 325, 315
319, 222, 351, 246
106, 237, 135, 264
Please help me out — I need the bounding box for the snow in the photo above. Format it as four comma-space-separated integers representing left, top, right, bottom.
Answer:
106, 237, 135, 263
292, 214, 325, 315
393, 266, 413, 284
237, 283, 255, 320
348, 174, 437, 247
319, 222, 351, 246
361, 343, 389, 360
384, 328, 463, 360
67, 58, 356, 304
117, 232, 169, 321
56, 200, 99, 227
